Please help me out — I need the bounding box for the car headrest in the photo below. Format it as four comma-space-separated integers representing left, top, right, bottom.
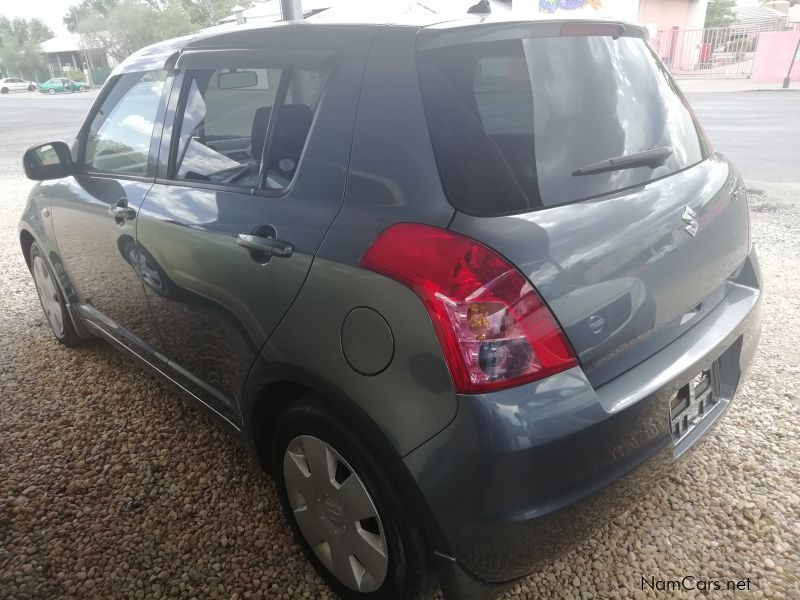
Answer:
251, 104, 314, 163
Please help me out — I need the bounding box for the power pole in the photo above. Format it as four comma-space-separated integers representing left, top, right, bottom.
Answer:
783, 34, 800, 89
280, 0, 302, 21
72, 8, 94, 86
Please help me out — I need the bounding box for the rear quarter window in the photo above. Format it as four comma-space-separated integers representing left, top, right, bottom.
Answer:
416, 34, 709, 216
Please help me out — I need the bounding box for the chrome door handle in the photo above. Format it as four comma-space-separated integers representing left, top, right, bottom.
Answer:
109, 205, 136, 219
237, 233, 293, 258
109, 199, 136, 220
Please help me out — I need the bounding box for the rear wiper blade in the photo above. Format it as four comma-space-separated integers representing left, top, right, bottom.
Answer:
572, 147, 673, 176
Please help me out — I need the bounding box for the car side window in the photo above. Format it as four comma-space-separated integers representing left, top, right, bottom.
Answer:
83, 70, 167, 176
171, 66, 325, 190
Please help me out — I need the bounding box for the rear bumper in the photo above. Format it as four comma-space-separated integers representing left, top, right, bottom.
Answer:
403, 249, 762, 598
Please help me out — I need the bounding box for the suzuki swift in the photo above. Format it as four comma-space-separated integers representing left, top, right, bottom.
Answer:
19, 16, 761, 600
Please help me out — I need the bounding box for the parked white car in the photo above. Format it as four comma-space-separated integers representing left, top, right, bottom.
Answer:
0, 77, 37, 94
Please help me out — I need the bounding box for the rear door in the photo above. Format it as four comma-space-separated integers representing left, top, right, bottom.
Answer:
137, 41, 371, 419
416, 24, 751, 387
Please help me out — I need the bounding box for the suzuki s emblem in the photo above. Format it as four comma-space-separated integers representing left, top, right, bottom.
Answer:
682, 206, 699, 237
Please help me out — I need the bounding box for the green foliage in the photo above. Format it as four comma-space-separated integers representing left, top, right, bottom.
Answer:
705, 0, 737, 28
63, 0, 120, 32
179, 0, 255, 28
66, 68, 86, 81
76, 0, 196, 63
65, 0, 254, 33
0, 16, 53, 80
0, 16, 53, 46
63, 0, 255, 63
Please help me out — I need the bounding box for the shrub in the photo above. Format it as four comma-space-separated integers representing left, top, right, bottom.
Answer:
66, 68, 85, 82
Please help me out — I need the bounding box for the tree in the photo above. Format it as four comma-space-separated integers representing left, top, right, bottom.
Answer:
0, 16, 53, 46
63, 0, 255, 64
63, 0, 120, 33
0, 16, 52, 79
178, 0, 255, 28
75, 0, 197, 63
705, 0, 737, 28
65, 0, 253, 33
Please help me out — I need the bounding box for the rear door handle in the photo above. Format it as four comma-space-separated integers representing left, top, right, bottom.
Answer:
237, 233, 293, 258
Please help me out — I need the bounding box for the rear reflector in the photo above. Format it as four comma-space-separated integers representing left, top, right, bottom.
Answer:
359, 223, 577, 394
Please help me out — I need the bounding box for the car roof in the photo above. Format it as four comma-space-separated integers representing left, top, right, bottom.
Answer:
111, 16, 644, 77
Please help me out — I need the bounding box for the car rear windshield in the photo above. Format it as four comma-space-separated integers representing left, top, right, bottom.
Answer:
416, 33, 710, 216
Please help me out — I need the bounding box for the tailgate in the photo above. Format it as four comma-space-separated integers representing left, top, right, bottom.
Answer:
416, 21, 751, 386
451, 156, 749, 386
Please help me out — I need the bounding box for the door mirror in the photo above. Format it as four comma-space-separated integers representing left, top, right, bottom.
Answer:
23, 142, 74, 180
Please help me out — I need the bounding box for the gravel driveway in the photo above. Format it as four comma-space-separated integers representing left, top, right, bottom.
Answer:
1, 172, 798, 599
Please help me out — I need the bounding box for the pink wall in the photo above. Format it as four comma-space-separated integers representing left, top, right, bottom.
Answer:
639, 0, 690, 30
751, 31, 800, 83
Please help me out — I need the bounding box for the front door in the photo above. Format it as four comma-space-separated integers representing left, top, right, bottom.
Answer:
51, 70, 170, 359
136, 43, 370, 421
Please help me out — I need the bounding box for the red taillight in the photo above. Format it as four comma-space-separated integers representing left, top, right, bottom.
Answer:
359, 223, 577, 394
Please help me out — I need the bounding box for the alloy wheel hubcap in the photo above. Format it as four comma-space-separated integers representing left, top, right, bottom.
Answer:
32, 255, 64, 336
283, 435, 388, 592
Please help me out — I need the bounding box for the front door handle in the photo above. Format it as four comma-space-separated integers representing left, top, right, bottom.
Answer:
108, 198, 136, 220
237, 233, 293, 258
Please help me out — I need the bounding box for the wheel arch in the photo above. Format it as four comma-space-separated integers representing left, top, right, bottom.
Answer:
241, 360, 452, 555
248, 376, 313, 475
20, 228, 36, 269
243, 363, 385, 474
20, 226, 94, 341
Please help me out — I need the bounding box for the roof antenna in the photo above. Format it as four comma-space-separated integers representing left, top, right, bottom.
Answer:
467, 0, 491, 14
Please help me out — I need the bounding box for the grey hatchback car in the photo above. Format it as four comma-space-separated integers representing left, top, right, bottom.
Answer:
19, 16, 761, 600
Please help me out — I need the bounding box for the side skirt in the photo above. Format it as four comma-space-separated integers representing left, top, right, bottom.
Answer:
80, 317, 242, 435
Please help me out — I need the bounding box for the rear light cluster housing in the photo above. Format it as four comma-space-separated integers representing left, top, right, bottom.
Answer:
359, 223, 577, 394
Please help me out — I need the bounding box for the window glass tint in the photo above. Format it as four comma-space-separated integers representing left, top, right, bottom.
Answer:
417, 36, 708, 216
85, 70, 166, 176
173, 67, 324, 190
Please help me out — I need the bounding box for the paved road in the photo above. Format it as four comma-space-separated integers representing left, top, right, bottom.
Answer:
686, 91, 800, 185
1, 89, 798, 187
0, 92, 95, 175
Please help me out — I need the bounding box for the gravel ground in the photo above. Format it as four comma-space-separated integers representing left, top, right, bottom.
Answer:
1, 174, 799, 599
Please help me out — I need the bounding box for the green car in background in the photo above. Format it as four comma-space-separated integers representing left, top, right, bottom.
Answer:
39, 78, 90, 95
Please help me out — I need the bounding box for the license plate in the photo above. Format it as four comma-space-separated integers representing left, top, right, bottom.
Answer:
669, 368, 719, 444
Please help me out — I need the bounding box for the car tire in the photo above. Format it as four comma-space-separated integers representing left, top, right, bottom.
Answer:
79, 86, 87, 92
1, 87, 8, 94
272, 396, 434, 600
29, 242, 83, 346
28, 84, 35, 91
48, 88, 56, 95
